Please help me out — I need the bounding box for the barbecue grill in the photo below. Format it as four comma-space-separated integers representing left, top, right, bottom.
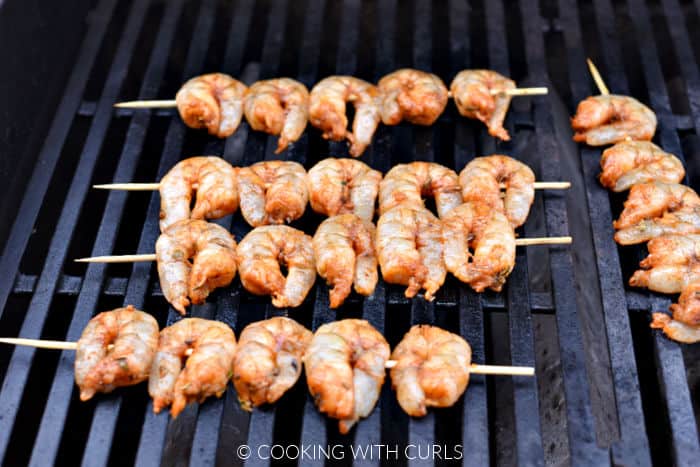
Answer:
0, 0, 698, 465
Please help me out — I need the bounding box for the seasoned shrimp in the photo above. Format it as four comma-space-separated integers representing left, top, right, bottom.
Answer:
651, 312, 700, 344
236, 226, 316, 308
304, 319, 390, 434
377, 69, 449, 126
600, 141, 684, 192
309, 76, 381, 157
460, 155, 535, 227
175, 73, 247, 138
571, 95, 657, 145
442, 202, 516, 292
155, 220, 237, 315
237, 160, 308, 227
233, 317, 313, 410
313, 214, 378, 308
450, 70, 516, 140
376, 205, 445, 300
75, 306, 159, 401
379, 162, 462, 218
307, 158, 381, 221
390, 325, 471, 417
243, 78, 309, 153
149, 318, 236, 417
613, 182, 700, 245
159, 156, 238, 231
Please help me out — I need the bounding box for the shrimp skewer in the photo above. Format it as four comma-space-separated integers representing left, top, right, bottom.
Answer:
378, 69, 449, 126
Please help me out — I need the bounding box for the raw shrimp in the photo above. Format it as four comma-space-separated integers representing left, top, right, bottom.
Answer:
243, 78, 309, 153
571, 95, 657, 145
379, 162, 462, 218
155, 220, 237, 315
236, 225, 316, 308
233, 317, 313, 410
175, 73, 247, 138
303, 319, 390, 434
613, 182, 700, 245
149, 318, 236, 417
599, 141, 684, 192
75, 306, 159, 401
377, 68, 449, 126
651, 313, 700, 344
313, 214, 378, 308
159, 156, 238, 231
309, 76, 381, 157
376, 205, 445, 300
450, 70, 516, 140
237, 160, 309, 227
307, 158, 382, 221
390, 325, 471, 417
460, 155, 535, 227
442, 202, 516, 292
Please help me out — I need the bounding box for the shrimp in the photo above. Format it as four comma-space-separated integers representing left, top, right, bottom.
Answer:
75, 306, 159, 401
651, 313, 700, 344
613, 182, 700, 245
313, 214, 378, 308
243, 78, 309, 153
379, 162, 462, 218
233, 317, 313, 410
460, 155, 535, 228
309, 76, 381, 157
307, 158, 382, 221
303, 319, 390, 434
149, 318, 236, 417
236, 225, 316, 308
377, 68, 449, 126
175, 73, 247, 138
450, 70, 516, 140
159, 156, 238, 231
390, 325, 471, 417
442, 202, 516, 292
155, 220, 237, 315
599, 141, 684, 192
376, 205, 445, 300
571, 95, 657, 146
237, 160, 309, 227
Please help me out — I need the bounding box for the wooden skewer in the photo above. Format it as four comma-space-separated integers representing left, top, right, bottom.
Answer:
0, 338, 198, 355
114, 100, 177, 109
586, 58, 610, 96
384, 360, 534, 376
515, 236, 571, 246
490, 87, 548, 96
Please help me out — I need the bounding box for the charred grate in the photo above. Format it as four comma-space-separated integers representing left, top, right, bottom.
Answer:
0, 0, 698, 465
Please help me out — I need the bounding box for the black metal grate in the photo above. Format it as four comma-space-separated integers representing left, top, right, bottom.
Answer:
1, 0, 699, 465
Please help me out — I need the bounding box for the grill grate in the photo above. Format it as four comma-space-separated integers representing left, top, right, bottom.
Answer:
1, 0, 699, 465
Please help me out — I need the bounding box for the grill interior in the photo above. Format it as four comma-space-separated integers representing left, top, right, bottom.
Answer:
1, 0, 699, 465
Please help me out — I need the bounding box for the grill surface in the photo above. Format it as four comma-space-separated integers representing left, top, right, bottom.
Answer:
0, 0, 699, 465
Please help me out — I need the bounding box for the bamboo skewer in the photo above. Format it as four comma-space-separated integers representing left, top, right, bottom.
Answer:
586, 58, 610, 96
490, 87, 548, 96
0, 337, 532, 376
114, 100, 177, 109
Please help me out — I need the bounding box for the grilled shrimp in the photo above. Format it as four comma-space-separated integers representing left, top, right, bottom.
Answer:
651, 313, 700, 344
309, 76, 381, 157
313, 214, 378, 308
613, 182, 700, 245
442, 202, 516, 292
175, 73, 247, 138
379, 162, 462, 218
571, 95, 657, 145
233, 317, 313, 410
377, 69, 449, 126
307, 158, 382, 221
159, 156, 238, 231
390, 325, 471, 417
155, 220, 237, 315
599, 141, 684, 192
149, 318, 236, 417
460, 155, 535, 227
243, 78, 309, 153
75, 306, 159, 401
376, 205, 445, 300
236, 226, 316, 308
304, 319, 390, 434
237, 160, 309, 227
450, 70, 516, 140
